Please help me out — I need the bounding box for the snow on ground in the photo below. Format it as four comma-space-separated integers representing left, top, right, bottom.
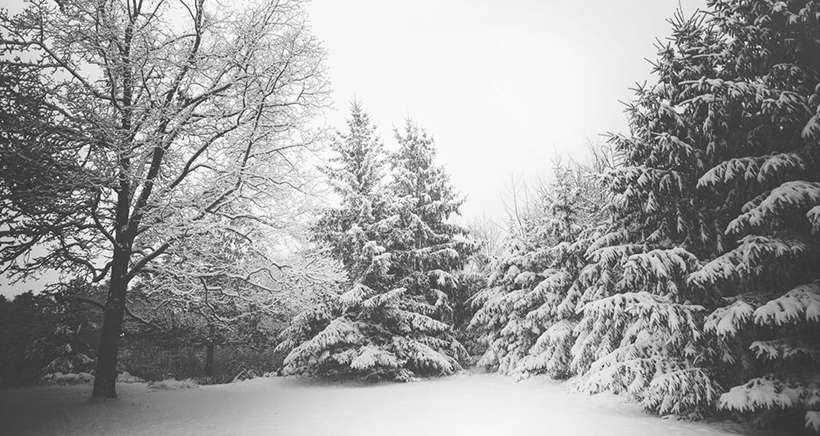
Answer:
0, 373, 771, 436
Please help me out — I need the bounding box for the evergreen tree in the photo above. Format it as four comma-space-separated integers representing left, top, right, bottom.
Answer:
382, 121, 476, 331
518, 163, 608, 379
564, 0, 819, 425
312, 102, 389, 282
278, 117, 474, 381
680, 1, 820, 431
469, 161, 606, 377
564, 11, 726, 417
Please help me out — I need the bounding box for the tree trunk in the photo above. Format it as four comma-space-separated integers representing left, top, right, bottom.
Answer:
204, 325, 215, 378
91, 247, 130, 399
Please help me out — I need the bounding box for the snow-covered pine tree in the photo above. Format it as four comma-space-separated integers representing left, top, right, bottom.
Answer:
371, 120, 476, 373
518, 163, 609, 379
278, 117, 474, 381
682, 1, 820, 431
275, 102, 389, 379
567, 10, 727, 417
312, 101, 389, 283
468, 233, 547, 374
469, 161, 606, 378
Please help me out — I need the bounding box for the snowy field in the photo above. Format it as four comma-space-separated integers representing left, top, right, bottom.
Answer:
0, 373, 771, 436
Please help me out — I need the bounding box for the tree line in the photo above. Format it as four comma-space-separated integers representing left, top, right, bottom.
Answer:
463, 2, 819, 433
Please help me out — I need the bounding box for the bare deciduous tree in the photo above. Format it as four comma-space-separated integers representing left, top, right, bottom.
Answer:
0, 0, 328, 398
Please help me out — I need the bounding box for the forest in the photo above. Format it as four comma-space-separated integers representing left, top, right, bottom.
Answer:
0, 0, 818, 435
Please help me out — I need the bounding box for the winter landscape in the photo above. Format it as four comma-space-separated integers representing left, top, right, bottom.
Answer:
0, 0, 818, 435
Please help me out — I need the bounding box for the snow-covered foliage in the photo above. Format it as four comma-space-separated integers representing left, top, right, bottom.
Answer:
468, 161, 606, 378
571, 292, 718, 417
147, 378, 199, 390
754, 281, 820, 327
678, 0, 820, 431
470, 2, 820, 426
279, 112, 474, 381
703, 300, 753, 337
40, 372, 95, 385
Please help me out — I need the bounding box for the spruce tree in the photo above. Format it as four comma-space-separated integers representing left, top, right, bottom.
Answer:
469, 162, 606, 377
681, 1, 820, 431
569, 1, 820, 425
518, 164, 608, 379
565, 10, 726, 417
312, 102, 389, 282
278, 117, 474, 381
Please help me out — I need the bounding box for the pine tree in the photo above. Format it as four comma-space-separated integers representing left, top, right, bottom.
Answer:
278, 117, 474, 381
555, 10, 728, 417
469, 161, 606, 378
680, 1, 820, 431
518, 164, 608, 379
276, 103, 392, 379
569, 0, 820, 425
312, 102, 389, 283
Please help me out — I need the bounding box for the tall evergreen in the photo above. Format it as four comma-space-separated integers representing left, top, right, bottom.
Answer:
382, 121, 476, 330
312, 102, 389, 283
681, 1, 820, 431
278, 117, 474, 381
565, 10, 726, 417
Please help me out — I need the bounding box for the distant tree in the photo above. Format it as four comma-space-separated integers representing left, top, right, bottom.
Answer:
382, 121, 476, 328
0, 0, 328, 398
465, 216, 503, 272
0, 280, 101, 385
275, 102, 393, 379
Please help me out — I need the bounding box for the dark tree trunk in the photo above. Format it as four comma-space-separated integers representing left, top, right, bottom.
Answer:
204, 325, 215, 378
91, 247, 130, 398
91, 170, 132, 399
92, 12, 137, 399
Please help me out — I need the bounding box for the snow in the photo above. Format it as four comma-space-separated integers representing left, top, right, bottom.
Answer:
0, 373, 770, 436
753, 280, 820, 326
719, 376, 803, 411
703, 300, 754, 337
726, 181, 820, 234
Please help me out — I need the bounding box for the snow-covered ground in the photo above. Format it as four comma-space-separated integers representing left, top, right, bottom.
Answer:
0, 373, 770, 436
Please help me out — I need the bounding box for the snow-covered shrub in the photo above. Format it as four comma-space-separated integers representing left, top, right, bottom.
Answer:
148, 378, 199, 390
43, 344, 95, 375
571, 292, 719, 417
41, 371, 95, 385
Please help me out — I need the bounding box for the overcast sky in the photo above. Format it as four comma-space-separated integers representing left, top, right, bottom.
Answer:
0, 0, 705, 297
307, 0, 706, 223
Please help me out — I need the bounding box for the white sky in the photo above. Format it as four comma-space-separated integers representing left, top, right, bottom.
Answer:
0, 0, 705, 297
307, 0, 706, 223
